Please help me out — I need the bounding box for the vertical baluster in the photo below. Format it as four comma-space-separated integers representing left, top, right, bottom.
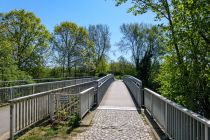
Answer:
30, 99, 32, 124
10, 102, 14, 140
22, 101, 24, 129
15, 102, 17, 132
36, 97, 38, 121
19, 102, 21, 130
33, 98, 35, 123
204, 125, 208, 140
25, 100, 27, 127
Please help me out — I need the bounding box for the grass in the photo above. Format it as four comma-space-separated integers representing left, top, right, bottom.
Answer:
18, 124, 69, 140
17, 113, 80, 140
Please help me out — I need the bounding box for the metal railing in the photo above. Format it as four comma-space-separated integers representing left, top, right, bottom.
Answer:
123, 75, 143, 108
79, 87, 96, 118
123, 75, 210, 140
0, 77, 95, 103
9, 80, 97, 139
97, 74, 114, 104
0, 76, 94, 87
144, 88, 210, 140
9, 74, 114, 139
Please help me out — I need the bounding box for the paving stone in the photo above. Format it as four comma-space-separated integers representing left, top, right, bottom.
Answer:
70, 109, 155, 140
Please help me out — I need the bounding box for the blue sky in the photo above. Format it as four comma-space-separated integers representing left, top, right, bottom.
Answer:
0, 0, 157, 61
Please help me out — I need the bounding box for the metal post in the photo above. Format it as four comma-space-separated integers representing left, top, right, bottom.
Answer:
49, 94, 54, 120
96, 81, 99, 105
10, 103, 14, 140
165, 102, 168, 132
151, 93, 153, 117
88, 91, 90, 110
79, 94, 82, 119
10, 88, 13, 100
32, 85, 35, 94
141, 87, 144, 107
205, 125, 208, 140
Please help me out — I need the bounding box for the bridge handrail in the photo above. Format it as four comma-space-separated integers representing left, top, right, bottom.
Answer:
0, 77, 95, 89
0, 77, 95, 103
9, 80, 97, 139
97, 74, 113, 86
145, 88, 210, 126
123, 75, 143, 107
8, 81, 96, 103
97, 74, 114, 104
144, 88, 210, 140
9, 74, 114, 139
0, 76, 94, 87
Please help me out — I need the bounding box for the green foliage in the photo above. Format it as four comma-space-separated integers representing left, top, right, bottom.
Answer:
53, 21, 95, 77
109, 56, 136, 77
115, 0, 210, 118
68, 113, 80, 127
118, 23, 163, 88
0, 30, 32, 81
1, 9, 51, 77
18, 125, 69, 140
96, 58, 109, 74
88, 24, 111, 74
0, 9, 51, 80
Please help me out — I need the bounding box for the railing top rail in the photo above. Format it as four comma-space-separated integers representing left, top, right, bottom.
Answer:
97, 74, 113, 85
144, 88, 210, 126
51, 87, 95, 96
124, 75, 142, 85
98, 75, 113, 87
0, 77, 94, 90
97, 74, 112, 81
0, 76, 93, 83
80, 87, 95, 95
9, 80, 96, 103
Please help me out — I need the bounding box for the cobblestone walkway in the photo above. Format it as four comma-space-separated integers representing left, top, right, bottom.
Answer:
71, 80, 155, 140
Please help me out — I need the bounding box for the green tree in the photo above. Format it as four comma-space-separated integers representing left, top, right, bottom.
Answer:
109, 56, 136, 77
1, 10, 51, 78
0, 37, 32, 81
96, 58, 109, 74
118, 23, 162, 87
88, 24, 111, 74
53, 22, 94, 77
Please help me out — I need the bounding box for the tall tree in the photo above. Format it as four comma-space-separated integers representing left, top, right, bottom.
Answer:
0, 24, 31, 81
88, 24, 111, 73
118, 23, 145, 77
118, 23, 162, 86
1, 9, 51, 78
53, 22, 93, 77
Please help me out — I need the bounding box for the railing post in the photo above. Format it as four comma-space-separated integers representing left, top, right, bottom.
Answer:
96, 80, 99, 106
32, 85, 35, 94
88, 91, 90, 110
95, 81, 98, 106
165, 102, 168, 132
205, 125, 208, 140
141, 86, 144, 107
49, 94, 55, 120
10, 87, 13, 100
10, 102, 14, 140
79, 94, 82, 119
151, 93, 153, 117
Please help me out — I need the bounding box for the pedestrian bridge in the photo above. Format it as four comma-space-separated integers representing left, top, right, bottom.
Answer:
1, 74, 210, 140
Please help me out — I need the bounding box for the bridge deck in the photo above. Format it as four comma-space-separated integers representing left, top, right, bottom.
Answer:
72, 80, 155, 140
